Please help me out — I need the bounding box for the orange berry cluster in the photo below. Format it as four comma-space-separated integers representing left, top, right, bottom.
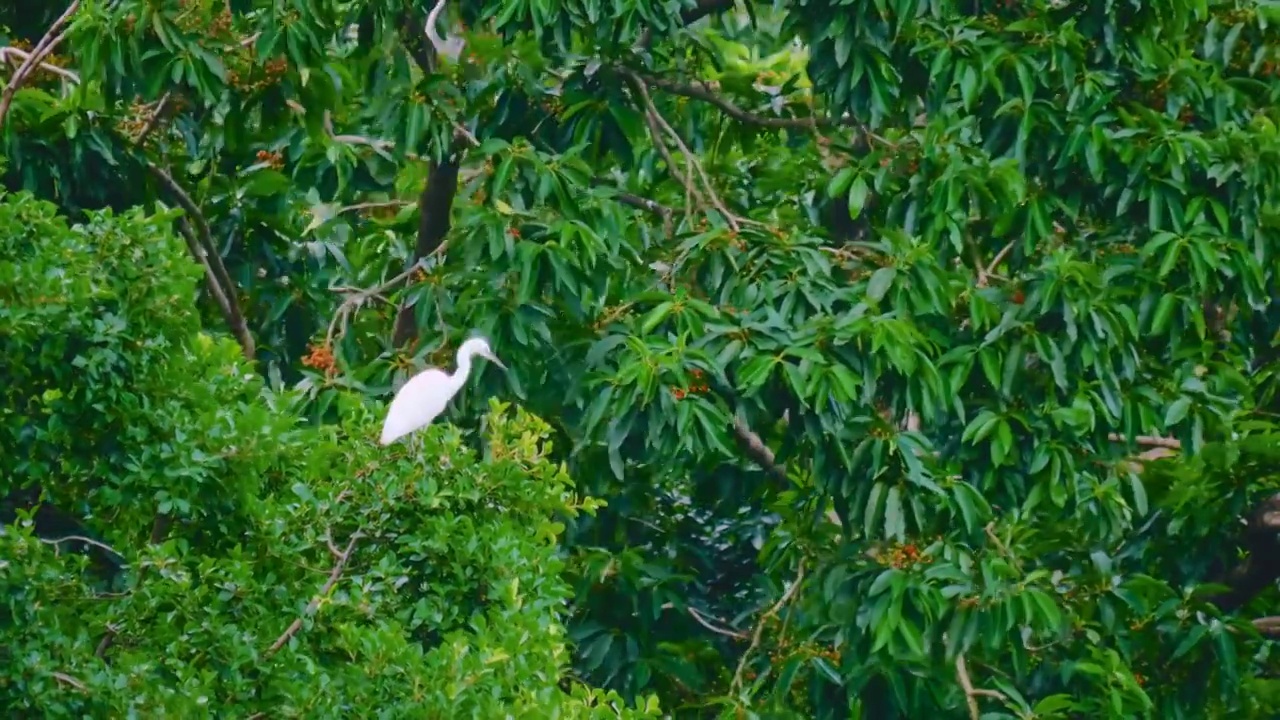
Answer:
671, 369, 709, 400
302, 342, 336, 375
883, 542, 930, 569
255, 149, 285, 170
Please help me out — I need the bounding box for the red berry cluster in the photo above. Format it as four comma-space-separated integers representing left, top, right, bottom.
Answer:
671, 369, 709, 400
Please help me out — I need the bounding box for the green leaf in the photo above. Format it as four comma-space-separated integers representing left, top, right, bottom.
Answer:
1164, 396, 1191, 426
847, 175, 869, 219
866, 267, 897, 302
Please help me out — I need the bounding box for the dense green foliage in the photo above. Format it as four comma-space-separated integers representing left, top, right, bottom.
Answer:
0, 190, 654, 717
6, 0, 1280, 717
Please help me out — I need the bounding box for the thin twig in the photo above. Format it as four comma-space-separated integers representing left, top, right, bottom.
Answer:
983, 522, 1021, 573
730, 562, 807, 693
325, 246, 447, 346
955, 654, 1005, 720
0, 1, 81, 129
0, 46, 80, 83
51, 671, 87, 692
976, 238, 1017, 287
40, 535, 125, 561
687, 606, 749, 640
632, 70, 860, 131
266, 533, 360, 656
133, 91, 172, 147
339, 200, 415, 215
626, 69, 741, 232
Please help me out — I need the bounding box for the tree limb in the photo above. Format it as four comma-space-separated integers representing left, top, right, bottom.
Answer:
0, 1, 80, 130
132, 92, 172, 147
955, 654, 1006, 720
0, 46, 81, 84
392, 157, 461, 348
266, 533, 359, 656
731, 562, 806, 693
632, 71, 859, 131
147, 164, 256, 360
687, 605, 749, 640
681, 0, 740, 24
1210, 492, 1280, 614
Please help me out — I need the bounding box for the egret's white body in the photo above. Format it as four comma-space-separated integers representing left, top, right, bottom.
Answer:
379, 337, 506, 446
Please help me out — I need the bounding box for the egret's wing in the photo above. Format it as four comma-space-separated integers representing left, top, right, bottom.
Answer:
379, 368, 454, 445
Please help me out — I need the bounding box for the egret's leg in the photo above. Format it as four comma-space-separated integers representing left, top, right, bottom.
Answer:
417, 432, 430, 477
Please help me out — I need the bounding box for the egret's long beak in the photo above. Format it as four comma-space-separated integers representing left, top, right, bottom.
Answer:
484, 352, 507, 370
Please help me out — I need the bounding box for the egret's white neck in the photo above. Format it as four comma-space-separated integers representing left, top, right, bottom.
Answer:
453, 345, 477, 379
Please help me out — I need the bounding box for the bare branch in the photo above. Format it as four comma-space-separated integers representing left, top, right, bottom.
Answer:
0, 46, 80, 84
625, 69, 742, 232
148, 165, 256, 360
731, 562, 806, 693
40, 535, 125, 561
0, 1, 80, 129
687, 606, 749, 640
133, 92, 173, 147
266, 533, 360, 656
51, 671, 87, 692
732, 413, 786, 481
955, 654, 1005, 720
633, 71, 859, 131
975, 238, 1016, 288
325, 253, 441, 347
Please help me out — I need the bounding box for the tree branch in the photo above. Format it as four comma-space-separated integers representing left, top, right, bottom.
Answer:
266, 532, 359, 656
391, 157, 462, 348
687, 605, 749, 640
0, 46, 81, 84
632, 71, 858, 131
731, 562, 806, 693
147, 164, 256, 360
0, 1, 80, 130
732, 413, 786, 481
1210, 492, 1280, 614
681, 0, 740, 24
133, 92, 173, 147
40, 534, 125, 562
624, 69, 744, 231
955, 654, 1006, 720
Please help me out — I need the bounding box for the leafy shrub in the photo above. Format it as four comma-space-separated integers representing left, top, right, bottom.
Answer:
0, 191, 657, 718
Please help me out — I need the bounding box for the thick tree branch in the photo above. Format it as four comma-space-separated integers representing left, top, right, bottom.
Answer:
732, 413, 786, 481
1210, 492, 1280, 614
681, 0, 740, 24
0, 1, 80, 130
392, 158, 461, 347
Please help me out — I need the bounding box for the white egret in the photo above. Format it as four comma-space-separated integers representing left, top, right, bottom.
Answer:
379, 336, 506, 446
